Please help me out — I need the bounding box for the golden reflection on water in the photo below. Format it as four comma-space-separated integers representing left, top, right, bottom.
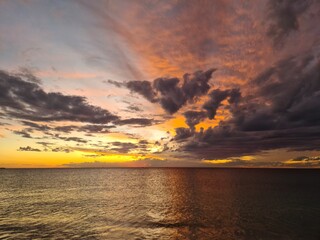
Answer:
1, 169, 320, 239
163, 169, 241, 239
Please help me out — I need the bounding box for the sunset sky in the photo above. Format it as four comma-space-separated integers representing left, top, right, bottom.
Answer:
1, 0, 320, 168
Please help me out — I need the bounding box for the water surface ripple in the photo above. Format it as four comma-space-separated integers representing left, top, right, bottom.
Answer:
0, 168, 320, 239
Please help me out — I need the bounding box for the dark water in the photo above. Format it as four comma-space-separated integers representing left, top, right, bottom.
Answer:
0, 168, 320, 240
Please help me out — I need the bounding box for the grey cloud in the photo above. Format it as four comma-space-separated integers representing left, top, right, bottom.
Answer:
240, 49, 320, 131
0, 70, 119, 124
81, 139, 152, 154
13, 130, 32, 138
170, 48, 320, 159
21, 121, 51, 132
115, 118, 158, 127
174, 127, 194, 141
127, 80, 157, 102
183, 110, 207, 130
20, 121, 114, 137
18, 146, 41, 152
83, 154, 102, 158
105, 79, 125, 88
126, 69, 216, 114
203, 89, 228, 119
14, 67, 42, 84
51, 147, 72, 153
126, 104, 143, 112
79, 124, 113, 133
203, 88, 241, 120
109, 141, 137, 153
54, 124, 113, 134
266, 0, 314, 46
175, 126, 320, 159
55, 136, 88, 144
36, 142, 54, 147
291, 156, 320, 162
54, 125, 75, 134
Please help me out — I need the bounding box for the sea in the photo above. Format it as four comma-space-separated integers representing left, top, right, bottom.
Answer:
0, 168, 319, 240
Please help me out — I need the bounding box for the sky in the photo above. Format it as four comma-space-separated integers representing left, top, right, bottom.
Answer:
0, 0, 320, 168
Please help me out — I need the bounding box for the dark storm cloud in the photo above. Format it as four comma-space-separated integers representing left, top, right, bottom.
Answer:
171, 48, 320, 159
266, 0, 313, 46
126, 69, 216, 114
202, 88, 240, 120
236, 50, 320, 131
183, 111, 207, 130
190, 126, 320, 159
18, 146, 41, 152
174, 127, 194, 141
0, 70, 119, 124
127, 80, 157, 102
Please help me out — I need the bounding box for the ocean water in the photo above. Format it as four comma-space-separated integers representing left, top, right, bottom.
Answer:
0, 168, 320, 240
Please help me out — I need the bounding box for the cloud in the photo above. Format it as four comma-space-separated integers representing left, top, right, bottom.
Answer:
62, 159, 161, 168
18, 146, 41, 152
0, 70, 119, 124
13, 130, 33, 138
56, 136, 88, 144
170, 48, 320, 159
266, 0, 313, 46
127, 68, 216, 114
284, 155, 320, 167
127, 80, 157, 102
51, 147, 72, 153
183, 110, 207, 130
174, 127, 194, 141
36, 141, 54, 147
21, 121, 51, 132
290, 156, 320, 162
115, 118, 158, 127
203, 88, 240, 119
104, 79, 125, 88
72, 138, 155, 155
62, 158, 206, 168
108, 141, 137, 154
106, 140, 152, 154
125, 104, 143, 112
54, 124, 113, 134
235, 48, 320, 131
14, 67, 42, 84
19, 142, 73, 153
